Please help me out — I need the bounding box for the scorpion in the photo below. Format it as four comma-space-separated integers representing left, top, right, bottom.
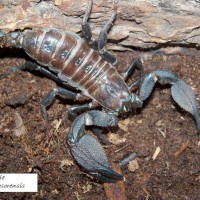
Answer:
0, 0, 200, 183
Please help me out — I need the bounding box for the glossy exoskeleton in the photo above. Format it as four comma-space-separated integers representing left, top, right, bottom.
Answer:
0, 0, 200, 182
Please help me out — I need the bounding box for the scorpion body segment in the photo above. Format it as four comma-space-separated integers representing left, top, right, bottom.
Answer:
4, 28, 134, 113
1, 0, 200, 183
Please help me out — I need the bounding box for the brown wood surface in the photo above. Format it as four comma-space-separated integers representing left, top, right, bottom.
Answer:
104, 165, 127, 200
0, 0, 200, 51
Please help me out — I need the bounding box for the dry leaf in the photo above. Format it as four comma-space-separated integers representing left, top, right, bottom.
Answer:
152, 146, 161, 160
118, 118, 130, 132
128, 159, 139, 172
14, 111, 26, 137
108, 133, 126, 145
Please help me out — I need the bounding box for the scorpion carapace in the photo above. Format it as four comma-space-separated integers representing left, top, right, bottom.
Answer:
1, 0, 200, 183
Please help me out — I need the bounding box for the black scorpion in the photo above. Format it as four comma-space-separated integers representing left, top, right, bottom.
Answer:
0, 0, 200, 182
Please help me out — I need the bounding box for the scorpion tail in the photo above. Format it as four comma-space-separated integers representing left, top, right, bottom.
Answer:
0, 30, 23, 48
139, 70, 200, 132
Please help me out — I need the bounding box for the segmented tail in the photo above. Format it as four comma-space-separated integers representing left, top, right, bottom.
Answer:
0, 31, 23, 48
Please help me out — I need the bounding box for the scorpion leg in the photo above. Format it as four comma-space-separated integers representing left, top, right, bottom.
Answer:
139, 70, 200, 131
82, 0, 98, 50
68, 110, 123, 182
82, 0, 117, 64
98, 12, 117, 65
20, 61, 71, 87
122, 59, 144, 80
68, 101, 98, 121
41, 87, 86, 121
122, 59, 144, 91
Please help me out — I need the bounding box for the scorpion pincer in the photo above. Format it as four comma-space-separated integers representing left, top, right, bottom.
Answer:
0, 0, 200, 182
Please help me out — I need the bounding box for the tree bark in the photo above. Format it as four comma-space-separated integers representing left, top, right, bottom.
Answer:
0, 0, 200, 50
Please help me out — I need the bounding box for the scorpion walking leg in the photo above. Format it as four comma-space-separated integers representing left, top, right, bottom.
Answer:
122, 59, 144, 80
20, 61, 70, 87
68, 101, 98, 121
122, 59, 144, 91
82, 0, 117, 64
68, 110, 123, 182
41, 87, 86, 121
98, 12, 117, 65
139, 70, 200, 131
82, 0, 98, 50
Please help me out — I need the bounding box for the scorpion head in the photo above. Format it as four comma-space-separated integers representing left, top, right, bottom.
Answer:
116, 93, 143, 115
94, 72, 143, 115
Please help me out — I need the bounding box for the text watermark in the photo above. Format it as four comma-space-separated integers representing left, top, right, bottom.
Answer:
0, 174, 37, 192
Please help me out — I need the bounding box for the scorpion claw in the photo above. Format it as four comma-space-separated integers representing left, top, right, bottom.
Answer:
171, 80, 200, 131
70, 134, 123, 182
90, 170, 123, 183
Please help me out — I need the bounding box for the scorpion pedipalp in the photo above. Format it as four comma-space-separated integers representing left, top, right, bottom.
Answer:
171, 80, 200, 131
68, 110, 123, 182
138, 69, 200, 132
70, 134, 123, 183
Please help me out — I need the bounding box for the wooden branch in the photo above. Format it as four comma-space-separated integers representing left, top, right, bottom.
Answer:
0, 0, 200, 50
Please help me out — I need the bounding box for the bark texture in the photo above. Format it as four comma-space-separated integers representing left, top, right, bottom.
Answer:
0, 0, 200, 50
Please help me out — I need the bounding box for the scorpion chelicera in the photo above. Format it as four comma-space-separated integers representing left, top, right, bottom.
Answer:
0, 0, 200, 183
